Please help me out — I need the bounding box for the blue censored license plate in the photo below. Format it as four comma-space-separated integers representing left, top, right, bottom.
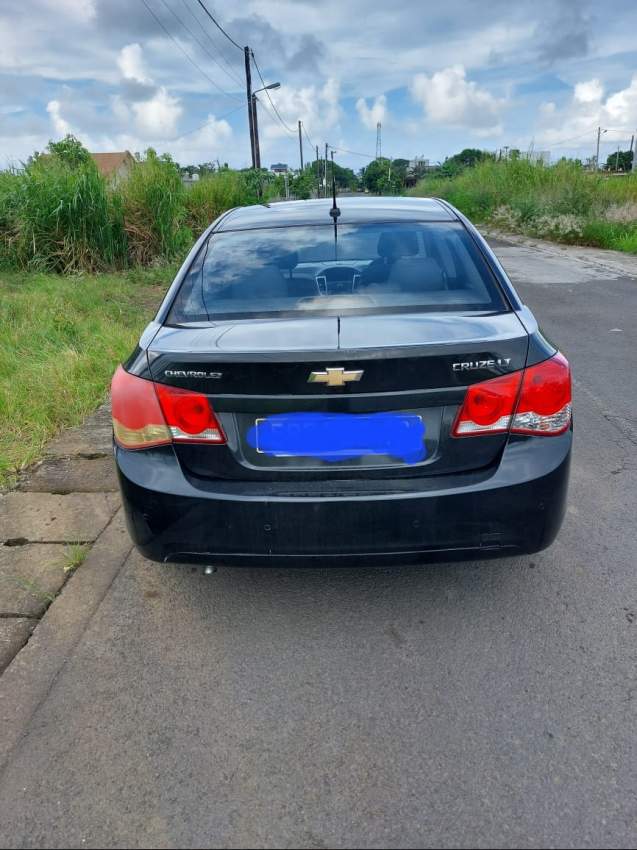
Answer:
247, 412, 427, 464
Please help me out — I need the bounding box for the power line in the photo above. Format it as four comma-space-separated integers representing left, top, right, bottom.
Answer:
157, 0, 243, 89
140, 0, 240, 101
179, 0, 243, 85
302, 123, 316, 149
195, 0, 243, 51
546, 124, 603, 148
328, 144, 376, 160
251, 52, 297, 136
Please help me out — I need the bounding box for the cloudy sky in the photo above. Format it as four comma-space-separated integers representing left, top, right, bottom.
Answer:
1, 0, 636, 171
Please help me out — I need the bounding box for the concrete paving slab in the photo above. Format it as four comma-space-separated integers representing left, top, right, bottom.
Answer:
18, 456, 118, 493
0, 510, 131, 766
0, 619, 35, 675
45, 402, 113, 459
0, 544, 68, 617
0, 492, 120, 544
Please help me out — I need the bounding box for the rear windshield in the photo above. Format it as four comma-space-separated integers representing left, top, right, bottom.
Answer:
167, 221, 507, 323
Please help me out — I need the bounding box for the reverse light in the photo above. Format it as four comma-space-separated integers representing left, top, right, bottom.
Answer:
510, 352, 572, 435
111, 366, 225, 450
453, 353, 571, 437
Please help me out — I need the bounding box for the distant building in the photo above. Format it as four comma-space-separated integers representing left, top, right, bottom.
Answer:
181, 172, 200, 186
270, 162, 290, 174
90, 151, 135, 182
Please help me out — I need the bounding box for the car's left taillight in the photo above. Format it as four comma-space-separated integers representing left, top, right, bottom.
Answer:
452, 352, 572, 438
111, 366, 225, 450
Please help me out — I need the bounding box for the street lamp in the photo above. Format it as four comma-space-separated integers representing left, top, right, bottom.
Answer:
251, 82, 281, 169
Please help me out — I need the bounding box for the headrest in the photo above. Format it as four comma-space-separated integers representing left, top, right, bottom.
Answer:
377, 231, 419, 259
387, 257, 446, 292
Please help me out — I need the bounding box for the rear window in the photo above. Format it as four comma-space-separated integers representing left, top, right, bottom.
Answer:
167, 222, 507, 323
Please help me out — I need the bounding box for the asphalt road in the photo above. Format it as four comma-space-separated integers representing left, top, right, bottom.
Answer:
1, 237, 636, 849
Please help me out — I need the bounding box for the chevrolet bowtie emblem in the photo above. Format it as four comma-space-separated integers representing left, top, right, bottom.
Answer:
308, 367, 364, 387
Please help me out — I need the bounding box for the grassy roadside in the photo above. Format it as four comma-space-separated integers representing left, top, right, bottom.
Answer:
409, 159, 637, 253
0, 267, 175, 487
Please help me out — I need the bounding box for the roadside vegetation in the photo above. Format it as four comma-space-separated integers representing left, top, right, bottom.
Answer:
0, 267, 173, 486
0, 136, 281, 274
410, 156, 637, 254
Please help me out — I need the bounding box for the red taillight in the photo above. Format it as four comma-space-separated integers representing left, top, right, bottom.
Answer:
511, 352, 571, 435
453, 353, 571, 438
453, 371, 522, 436
155, 383, 225, 443
111, 366, 171, 449
111, 366, 225, 449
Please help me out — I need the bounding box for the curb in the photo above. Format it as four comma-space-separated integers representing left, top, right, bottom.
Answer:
0, 507, 132, 771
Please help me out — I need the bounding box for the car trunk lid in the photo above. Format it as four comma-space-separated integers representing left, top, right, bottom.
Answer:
148, 311, 529, 480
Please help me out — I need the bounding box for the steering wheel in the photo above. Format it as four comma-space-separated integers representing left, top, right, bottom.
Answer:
315, 266, 361, 295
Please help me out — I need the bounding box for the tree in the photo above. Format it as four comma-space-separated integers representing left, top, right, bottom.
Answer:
290, 170, 314, 199
46, 135, 92, 169
440, 148, 494, 177
326, 161, 359, 191
361, 158, 405, 194
605, 150, 633, 172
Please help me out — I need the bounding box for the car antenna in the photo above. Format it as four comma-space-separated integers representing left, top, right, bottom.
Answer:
328, 148, 340, 249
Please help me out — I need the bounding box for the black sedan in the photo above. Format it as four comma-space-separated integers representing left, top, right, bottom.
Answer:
112, 197, 572, 566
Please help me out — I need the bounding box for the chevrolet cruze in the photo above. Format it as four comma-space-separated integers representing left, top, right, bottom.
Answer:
112, 197, 572, 566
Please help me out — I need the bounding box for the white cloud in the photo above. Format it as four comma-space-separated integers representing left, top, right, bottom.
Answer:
538, 75, 637, 150
356, 94, 387, 130
574, 79, 603, 104
43, 0, 95, 22
260, 78, 341, 142
410, 65, 504, 134
117, 43, 150, 84
132, 87, 182, 138
46, 99, 71, 136
172, 115, 233, 162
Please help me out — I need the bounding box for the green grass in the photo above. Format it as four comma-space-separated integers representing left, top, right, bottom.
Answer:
0, 267, 174, 486
62, 543, 90, 573
0, 141, 276, 273
410, 159, 637, 253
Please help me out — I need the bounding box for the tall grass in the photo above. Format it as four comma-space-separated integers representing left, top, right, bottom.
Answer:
410, 159, 637, 253
119, 150, 190, 265
0, 157, 126, 273
0, 141, 273, 273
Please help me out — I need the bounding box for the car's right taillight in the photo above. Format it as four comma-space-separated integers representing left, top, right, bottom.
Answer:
510, 352, 572, 435
453, 353, 571, 438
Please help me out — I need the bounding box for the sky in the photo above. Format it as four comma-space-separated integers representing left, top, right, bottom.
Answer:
1, 0, 637, 172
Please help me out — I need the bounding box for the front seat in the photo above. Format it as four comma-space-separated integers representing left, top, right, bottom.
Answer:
361, 230, 419, 287
386, 257, 446, 293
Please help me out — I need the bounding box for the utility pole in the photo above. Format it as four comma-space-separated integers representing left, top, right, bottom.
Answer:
376, 122, 382, 159
298, 121, 304, 171
315, 145, 320, 198
631, 134, 636, 173
324, 142, 329, 197
244, 46, 256, 168
615, 147, 620, 172
595, 126, 606, 171
251, 95, 261, 169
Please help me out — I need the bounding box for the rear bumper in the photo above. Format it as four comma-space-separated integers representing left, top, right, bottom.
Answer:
116, 432, 571, 566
